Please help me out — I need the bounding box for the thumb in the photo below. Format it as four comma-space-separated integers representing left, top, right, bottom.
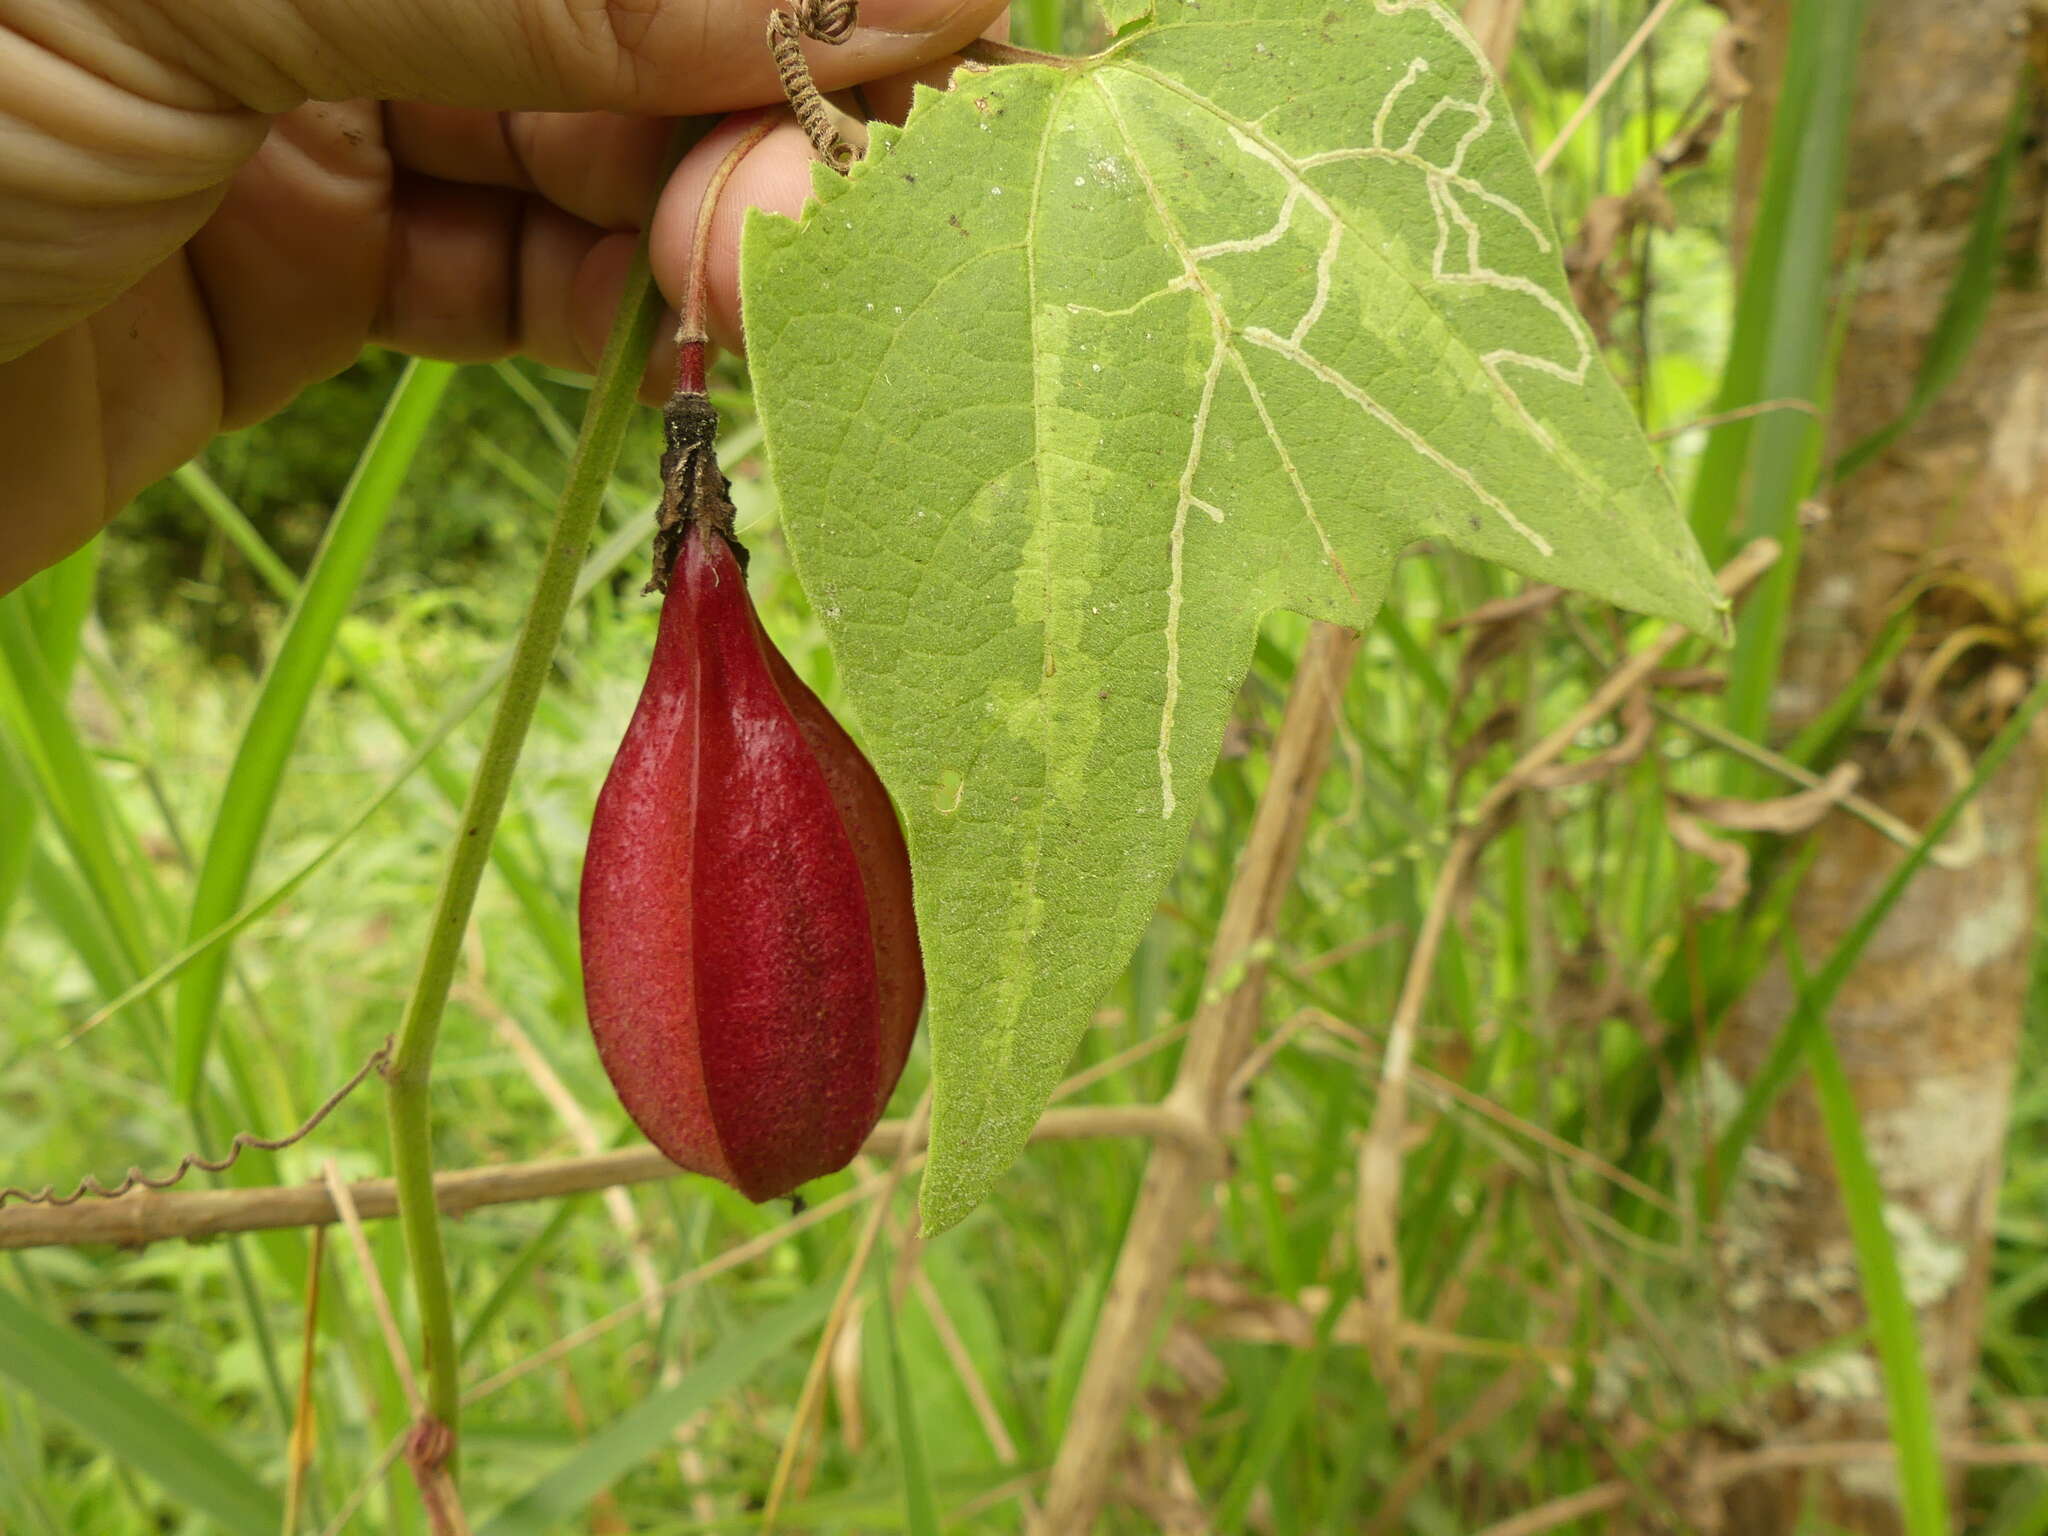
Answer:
174, 0, 1007, 115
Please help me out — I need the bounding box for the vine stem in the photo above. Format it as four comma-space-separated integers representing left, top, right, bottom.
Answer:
675, 113, 779, 397
385, 126, 700, 1473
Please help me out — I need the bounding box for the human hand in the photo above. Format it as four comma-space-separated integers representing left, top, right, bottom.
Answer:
0, 0, 1006, 593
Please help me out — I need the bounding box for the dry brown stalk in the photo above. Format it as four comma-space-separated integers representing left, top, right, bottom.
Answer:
1354, 538, 1779, 1385
326, 1161, 424, 1415
0, 1104, 1203, 1252
1300, 1009, 1676, 1215
1471, 1482, 1632, 1536
464, 1172, 890, 1405
1036, 621, 1365, 1534
1458, 0, 1525, 74
1471, 1439, 2048, 1536
326, 1163, 472, 1536
1534, 0, 1690, 175
284, 1227, 325, 1535
1366, 1359, 1537, 1535
760, 1093, 930, 1531
1649, 397, 1820, 442
315, 1431, 409, 1536
914, 1268, 1025, 1463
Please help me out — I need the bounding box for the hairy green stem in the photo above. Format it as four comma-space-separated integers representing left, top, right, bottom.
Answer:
386, 221, 675, 1456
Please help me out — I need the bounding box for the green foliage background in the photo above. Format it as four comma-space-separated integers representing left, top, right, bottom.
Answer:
4, 3, 2047, 1533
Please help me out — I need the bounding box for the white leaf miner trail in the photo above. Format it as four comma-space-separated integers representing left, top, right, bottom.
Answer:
744, 0, 1723, 1231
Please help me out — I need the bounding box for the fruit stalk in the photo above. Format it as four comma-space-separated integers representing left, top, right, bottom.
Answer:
649, 114, 779, 591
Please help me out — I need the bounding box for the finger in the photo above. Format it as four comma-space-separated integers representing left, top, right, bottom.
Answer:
378, 105, 676, 231
643, 114, 816, 362
374, 175, 685, 402
207, 0, 1010, 116
850, 49, 978, 125
569, 233, 687, 404
186, 101, 391, 428
372, 176, 603, 367
862, 0, 1009, 118
194, 101, 678, 410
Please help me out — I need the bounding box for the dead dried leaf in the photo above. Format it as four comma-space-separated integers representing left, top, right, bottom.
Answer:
1452, 701, 1522, 787
1647, 666, 1726, 694
1526, 690, 1656, 790
1672, 762, 1860, 833
1440, 584, 1563, 634
1665, 806, 1749, 912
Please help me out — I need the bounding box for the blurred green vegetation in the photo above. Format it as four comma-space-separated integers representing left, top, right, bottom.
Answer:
4, 2, 2045, 1533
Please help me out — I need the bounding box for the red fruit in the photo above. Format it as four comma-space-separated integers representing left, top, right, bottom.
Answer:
579, 521, 923, 1201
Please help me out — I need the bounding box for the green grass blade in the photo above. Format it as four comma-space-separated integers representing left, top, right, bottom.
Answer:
66, 504, 659, 1038
477, 1281, 836, 1536
1787, 940, 1948, 1536
70, 665, 502, 1036
16, 540, 100, 673
876, 1266, 942, 1536
1781, 604, 1915, 769
0, 542, 100, 940
1715, 0, 1870, 750
1042, 1261, 1111, 1447
0, 601, 164, 1009
0, 718, 37, 938
455, 1197, 590, 1364
17, 843, 132, 1018
1215, 1272, 1355, 1529
170, 463, 300, 596
177, 456, 586, 990
173, 358, 458, 1103
1713, 673, 2048, 1195
0, 1285, 281, 1536
1012, 0, 1064, 51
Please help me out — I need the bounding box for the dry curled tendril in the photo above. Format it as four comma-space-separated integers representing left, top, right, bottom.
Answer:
769, 0, 861, 171
0, 1038, 394, 1209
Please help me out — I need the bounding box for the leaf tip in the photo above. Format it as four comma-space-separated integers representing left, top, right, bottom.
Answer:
915, 1158, 991, 1236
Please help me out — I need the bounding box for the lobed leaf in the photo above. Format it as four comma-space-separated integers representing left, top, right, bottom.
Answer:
744, 0, 1723, 1229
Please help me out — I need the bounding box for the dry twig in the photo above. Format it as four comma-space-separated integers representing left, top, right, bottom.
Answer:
760, 1093, 930, 1531
1353, 539, 1780, 1385
1038, 622, 1364, 1533
1535, 0, 1690, 175
0, 1103, 1201, 1251
326, 1163, 471, 1535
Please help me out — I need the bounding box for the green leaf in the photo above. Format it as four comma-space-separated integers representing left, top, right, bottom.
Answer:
1790, 941, 1950, 1536
744, 0, 1723, 1229
0, 541, 99, 942
0, 1286, 281, 1536
173, 358, 456, 1104
1689, 0, 1868, 756
476, 1280, 835, 1536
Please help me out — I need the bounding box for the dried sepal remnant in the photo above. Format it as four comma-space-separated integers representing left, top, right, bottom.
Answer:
649, 393, 734, 593
582, 426, 923, 1201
